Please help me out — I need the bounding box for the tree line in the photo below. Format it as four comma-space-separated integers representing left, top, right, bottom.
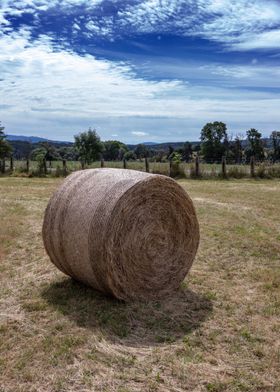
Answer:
1, 121, 280, 169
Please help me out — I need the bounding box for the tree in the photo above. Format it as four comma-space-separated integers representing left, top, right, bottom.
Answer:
0, 122, 4, 138
232, 135, 243, 164
31, 147, 48, 172
200, 121, 228, 163
40, 142, 61, 164
10, 141, 33, 160
270, 131, 280, 162
74, 128, 104, 165
134, 144, 149, 160
154, 149, 165, 162
58, 146, 79, 161
31, 147, 47, 161
103, 140, 128, 161
170, 152, 182, 163
182, 142, 193, 162
0, 122, 12, 161
245, 128, 264, 162
167, 145, 174, 160
124, 150, 137, 161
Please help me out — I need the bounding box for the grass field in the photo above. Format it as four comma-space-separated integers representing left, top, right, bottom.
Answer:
0, 177, 279, 392
8, 159, 280, 179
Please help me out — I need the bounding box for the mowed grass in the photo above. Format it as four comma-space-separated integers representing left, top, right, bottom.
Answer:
0, 177, 279, 392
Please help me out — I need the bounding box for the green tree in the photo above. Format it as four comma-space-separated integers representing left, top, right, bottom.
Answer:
10, 141, 33, 160
0, 122, 12, 161
200, 121, 228, 163
40, 142, 61, 164
0, 122, 4, 138
232, 136, 243, 164
103, 140, 128, 161
154, 149, 165, 162
58, 146, 79, 161
134, 144, 148, 160
169, 152, 182, 178
167, 145, 174, 160
31, 147, 48, 173
124, 150, 137, 161
171, 152, 182, 163
270, 131, 280, 162
74, 128, 104, 165
31, 147, 47, 161
182, 142, 193, 162
31, 143, 62, 172
245, 128, 264, 162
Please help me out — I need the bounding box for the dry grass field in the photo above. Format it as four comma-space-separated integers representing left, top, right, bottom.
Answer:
0, 177, 279, 392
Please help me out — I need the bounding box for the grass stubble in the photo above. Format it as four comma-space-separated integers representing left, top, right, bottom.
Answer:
0, 177, 279, 392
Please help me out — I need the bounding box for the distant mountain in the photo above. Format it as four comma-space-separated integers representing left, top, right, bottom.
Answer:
6, 134, 273, 150
125, 141, 201, 151
7, 134, 71, 145
7, 135, 51, 143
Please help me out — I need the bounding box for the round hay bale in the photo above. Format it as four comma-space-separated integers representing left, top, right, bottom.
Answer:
42, 168, 199, 300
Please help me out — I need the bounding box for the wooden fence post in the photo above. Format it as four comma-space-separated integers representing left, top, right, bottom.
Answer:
10, 156, 14, 172
26, 159, 30, 173
222, 156, 227, 178
145, 157, 149, 173
195, 155, 200, 177
250, 156, 255, 178
81, 161, 85, 170
101, 158, 104, 168
123, 158, 127, 169
169, 160, 172, 177
43, 158, 47, 175
62, 159, 67, 176
1, 159, 5, 174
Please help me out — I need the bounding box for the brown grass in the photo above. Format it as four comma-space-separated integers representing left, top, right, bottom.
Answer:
0, 177, 279, 391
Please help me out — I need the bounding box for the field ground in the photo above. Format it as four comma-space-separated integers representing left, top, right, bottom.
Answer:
0, 177, 279, 392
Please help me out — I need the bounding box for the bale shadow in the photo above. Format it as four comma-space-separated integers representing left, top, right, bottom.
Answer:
41, 278, 213, 346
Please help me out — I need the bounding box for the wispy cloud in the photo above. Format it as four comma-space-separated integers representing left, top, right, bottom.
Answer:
132, 131, 149, 136
116, 0, 280, 51
231, 29, 280, 51
2, 0, 280, 51
1, 28, 279, 141
1, 1, 280, 141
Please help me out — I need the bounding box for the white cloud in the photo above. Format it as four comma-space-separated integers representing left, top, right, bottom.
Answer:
2, 0, 280, 51
231, 29, 280, 51
109, 0, 280, 51
199, 63, 280, 86
0, 0, 103, 30
1, 25, 280, 141
132, 131, 149, 136
0, 30, 192, 140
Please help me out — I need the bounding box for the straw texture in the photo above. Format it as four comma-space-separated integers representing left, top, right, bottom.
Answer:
42, 168, 199, 300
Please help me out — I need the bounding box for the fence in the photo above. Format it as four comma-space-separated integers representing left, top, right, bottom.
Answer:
1, 156, 280, 179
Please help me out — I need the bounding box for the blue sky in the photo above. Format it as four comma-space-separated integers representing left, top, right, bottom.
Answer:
0, 0, 280, 143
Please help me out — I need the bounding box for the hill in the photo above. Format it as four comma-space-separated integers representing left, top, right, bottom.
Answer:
6, 134, 71, 145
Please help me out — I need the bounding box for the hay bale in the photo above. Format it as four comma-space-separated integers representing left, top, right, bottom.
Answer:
42, 168, 199, 300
